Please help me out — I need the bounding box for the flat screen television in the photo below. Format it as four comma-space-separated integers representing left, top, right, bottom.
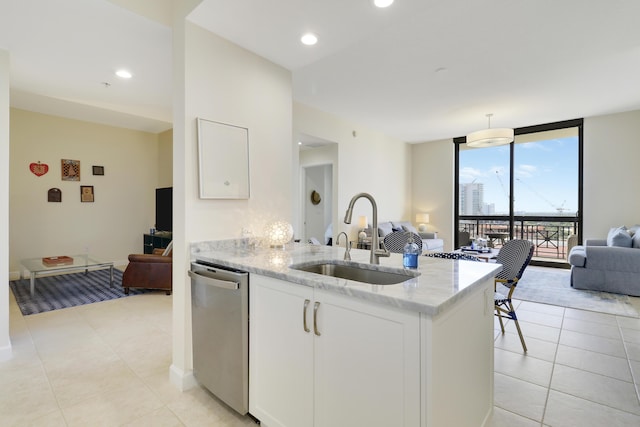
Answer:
155, 187, 173, 232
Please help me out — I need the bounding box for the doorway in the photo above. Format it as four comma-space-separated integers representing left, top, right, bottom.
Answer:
303, 164, 333, 244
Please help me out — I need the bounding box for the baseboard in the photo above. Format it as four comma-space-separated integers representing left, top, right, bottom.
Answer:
0, 342, 13, 362
170, 364, 197, 391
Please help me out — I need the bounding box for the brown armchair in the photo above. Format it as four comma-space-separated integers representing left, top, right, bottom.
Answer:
122, 243, 172, 295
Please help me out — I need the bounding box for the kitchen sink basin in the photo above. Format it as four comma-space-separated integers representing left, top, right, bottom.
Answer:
291, 261, 418, 285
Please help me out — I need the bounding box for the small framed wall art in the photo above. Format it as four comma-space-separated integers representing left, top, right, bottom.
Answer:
92, 165, 104, 176
80, 185, 94, 202
48, 188, 62, 202
61, 159, 80, 181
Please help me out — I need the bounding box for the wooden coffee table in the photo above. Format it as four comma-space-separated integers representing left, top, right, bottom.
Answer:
20, 255, 114, 296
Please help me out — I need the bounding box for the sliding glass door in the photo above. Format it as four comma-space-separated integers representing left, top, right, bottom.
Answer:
455, 119, 583, 266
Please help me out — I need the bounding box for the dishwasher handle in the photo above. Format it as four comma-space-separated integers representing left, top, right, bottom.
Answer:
188, 270, 239, 290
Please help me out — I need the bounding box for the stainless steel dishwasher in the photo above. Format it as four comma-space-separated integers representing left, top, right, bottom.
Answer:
189, 261, 249, 415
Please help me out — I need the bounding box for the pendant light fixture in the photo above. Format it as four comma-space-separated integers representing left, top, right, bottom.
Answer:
466, 113, 514, 148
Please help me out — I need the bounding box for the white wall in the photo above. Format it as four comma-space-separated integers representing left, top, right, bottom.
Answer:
294, 103, 412, 243
157, 128, 173, 188
583, 109, 640, 238
170, 18, 293, 388
9, 109, 164, 272
412, 138, 455, 250
0, 49, 11, 360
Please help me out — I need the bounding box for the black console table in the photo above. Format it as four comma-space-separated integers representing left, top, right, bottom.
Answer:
143, 233, 172, 254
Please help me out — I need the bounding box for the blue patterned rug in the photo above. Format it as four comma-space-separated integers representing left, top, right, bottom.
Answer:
9, 269, 148, 316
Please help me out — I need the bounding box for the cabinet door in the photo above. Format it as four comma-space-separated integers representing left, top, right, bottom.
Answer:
313, 289, 421, 427
249, 275, 314, 427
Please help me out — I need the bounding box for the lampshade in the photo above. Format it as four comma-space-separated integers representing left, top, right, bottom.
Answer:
415, 213, 429, 224
264, 220, 293, 249
358, 215, 368, 229
416, 213, 430, 233
466, 114, 513, 148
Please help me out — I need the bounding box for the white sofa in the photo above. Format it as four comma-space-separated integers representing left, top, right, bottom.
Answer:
366, 221, 444, 252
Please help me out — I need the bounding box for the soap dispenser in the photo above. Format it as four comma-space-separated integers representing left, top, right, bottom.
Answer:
403, 233, 420, 269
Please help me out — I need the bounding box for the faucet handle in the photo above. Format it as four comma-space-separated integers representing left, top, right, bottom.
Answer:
375, 241, 390, 258
374, 248, 391, 258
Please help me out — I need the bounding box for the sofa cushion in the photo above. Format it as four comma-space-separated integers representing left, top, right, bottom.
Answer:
377, 221, 394, 237
633, 232, 640, 249
607, 226, 632, 248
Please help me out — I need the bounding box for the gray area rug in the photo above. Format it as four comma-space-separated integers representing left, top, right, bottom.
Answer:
514, 266, 639, 318
9, 269, 148, 316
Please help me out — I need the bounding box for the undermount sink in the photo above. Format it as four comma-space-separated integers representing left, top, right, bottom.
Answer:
291, 261, 419, 285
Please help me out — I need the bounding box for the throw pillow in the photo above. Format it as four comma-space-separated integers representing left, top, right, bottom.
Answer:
607, 227, 632, 248
396, 222, 419, 234
628, 224, 640, 237
633, 232, 640, 249
377, 222, 394, 237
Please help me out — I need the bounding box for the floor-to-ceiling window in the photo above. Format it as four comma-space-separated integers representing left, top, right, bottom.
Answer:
455, 119, 583, 266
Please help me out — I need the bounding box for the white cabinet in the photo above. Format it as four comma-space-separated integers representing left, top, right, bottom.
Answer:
249, 275, 421, 427
249, 274, 314, 427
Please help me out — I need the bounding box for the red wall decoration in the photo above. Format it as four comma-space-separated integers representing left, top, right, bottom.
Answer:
29, 162, 49, 177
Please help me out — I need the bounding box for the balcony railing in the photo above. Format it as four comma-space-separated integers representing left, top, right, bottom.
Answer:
459, 215, 579, 262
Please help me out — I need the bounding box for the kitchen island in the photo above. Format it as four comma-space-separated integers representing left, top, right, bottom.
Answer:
192, 241, 501, 427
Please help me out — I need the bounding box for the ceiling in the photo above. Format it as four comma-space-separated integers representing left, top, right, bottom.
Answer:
2, 0, 640, 142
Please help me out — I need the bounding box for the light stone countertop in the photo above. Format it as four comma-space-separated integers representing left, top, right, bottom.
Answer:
191, 240, 502, 316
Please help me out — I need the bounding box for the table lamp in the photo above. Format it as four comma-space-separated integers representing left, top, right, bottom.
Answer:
358, 215, 368, 240
416, 213, 430, 232
265, 220, 294, 249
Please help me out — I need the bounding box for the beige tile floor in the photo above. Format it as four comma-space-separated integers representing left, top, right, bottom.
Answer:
2, 287, 640, 426
491, 298, 640, 427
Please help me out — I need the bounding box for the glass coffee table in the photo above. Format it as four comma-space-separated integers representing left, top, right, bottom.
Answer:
20, 255, 114, 296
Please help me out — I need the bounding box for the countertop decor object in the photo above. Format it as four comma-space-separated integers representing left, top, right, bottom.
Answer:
264, 220, 294, 249
42, 256, 73, 266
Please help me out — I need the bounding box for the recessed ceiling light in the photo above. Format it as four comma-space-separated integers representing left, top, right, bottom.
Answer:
115, 69, 132, 79
301, 33, 318, 46
374, 0, 394, 8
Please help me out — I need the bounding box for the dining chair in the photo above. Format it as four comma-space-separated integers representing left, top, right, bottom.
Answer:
494, 239, 535, 352
383, 231, 423, 254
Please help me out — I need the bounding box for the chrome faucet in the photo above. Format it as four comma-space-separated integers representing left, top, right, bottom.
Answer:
336, 232, 351, 261
344, 192, 390, 264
